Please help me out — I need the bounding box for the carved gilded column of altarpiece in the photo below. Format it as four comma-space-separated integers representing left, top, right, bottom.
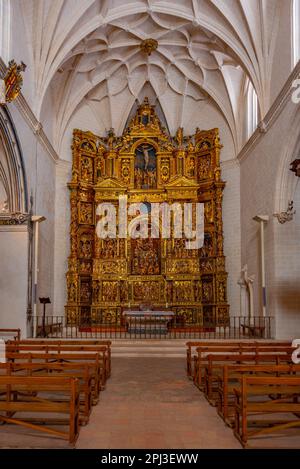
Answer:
65, 98, 229, 328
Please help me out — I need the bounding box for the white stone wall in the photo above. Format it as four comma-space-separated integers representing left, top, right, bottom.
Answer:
240, 86, 300, 340
221, 160, 241, 317
0, 226, 28, 336
273, 186, 300, 338
53, 160, 71, 316
270, 0, 294, 106
8, 105, 56, 318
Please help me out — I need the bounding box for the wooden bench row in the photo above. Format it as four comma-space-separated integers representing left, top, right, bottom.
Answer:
0, 328, 21, 341
234, 375, 300, 447
193, 345, 293, 388
6, 340, 112, 379
0, 375, 80, 444
203, 352, 293, 403
0, 339, 112, 446
186, 340, 292, 378
186, 340, 300, 448
216, 363, 300, 423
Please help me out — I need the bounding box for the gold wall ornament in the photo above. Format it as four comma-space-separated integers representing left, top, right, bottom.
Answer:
1, 60, 26, 104
65, 97, 229, 326
140, 38, 158, 56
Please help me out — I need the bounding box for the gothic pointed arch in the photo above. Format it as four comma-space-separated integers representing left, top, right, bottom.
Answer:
0, 106, 28, 218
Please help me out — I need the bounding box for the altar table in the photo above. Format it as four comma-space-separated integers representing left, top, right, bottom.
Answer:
122, 310, 175, 335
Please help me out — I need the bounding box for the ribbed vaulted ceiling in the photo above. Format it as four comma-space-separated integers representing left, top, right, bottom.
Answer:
19, 0, 281, 153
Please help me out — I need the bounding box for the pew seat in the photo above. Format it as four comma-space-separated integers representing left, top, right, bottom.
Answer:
234, 376, 300, 448
203, 352, 292, 404
217, 364, 300, 424
0, 375, 80, 445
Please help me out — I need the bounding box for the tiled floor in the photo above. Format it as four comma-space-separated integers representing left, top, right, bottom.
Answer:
1, 357, 299, 449
76, 357, 241, 449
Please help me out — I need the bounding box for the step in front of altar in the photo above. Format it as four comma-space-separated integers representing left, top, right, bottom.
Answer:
111, 339, 187, 357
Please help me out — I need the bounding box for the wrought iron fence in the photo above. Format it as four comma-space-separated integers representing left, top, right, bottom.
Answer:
30, 315, 274, 340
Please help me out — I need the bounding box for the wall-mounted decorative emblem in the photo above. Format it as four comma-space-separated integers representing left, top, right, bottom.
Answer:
0, 60, 26, 104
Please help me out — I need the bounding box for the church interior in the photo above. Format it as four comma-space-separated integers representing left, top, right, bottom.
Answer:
0, 0, 300, 451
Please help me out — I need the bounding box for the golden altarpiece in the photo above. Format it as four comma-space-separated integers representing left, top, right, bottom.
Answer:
65, 98, 229, 328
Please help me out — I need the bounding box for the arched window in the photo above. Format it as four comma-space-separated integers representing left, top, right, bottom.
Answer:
292, 0, 300, 67
0, 0, 11, 64
246, 79, 258, 139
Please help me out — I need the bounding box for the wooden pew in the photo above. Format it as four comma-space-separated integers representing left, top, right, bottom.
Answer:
186, 341, 245, 377
186, 340, 291, 379
194, 345, 293, 388
0, 361, 93, 424
0, 328, 21, 341
193, 346, 248, 387
8, 340, 112, 377
0, 375, 80, 445
234, 375, 300, 448
6, 352, 103, 401
6, 344, 109, 387
217, 363, 300, 424
203, 351, 293, 404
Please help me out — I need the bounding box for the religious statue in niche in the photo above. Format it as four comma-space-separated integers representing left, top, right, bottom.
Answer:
96, 158, 104, 180
79, 234, 93, 258
198, 156, 211, 180
166, 282, 173, 302
80, 282, 91, 303
68, 281, 77, 302
81, 156, 93, 182
187, 157, 195, 177
80, 260, 92, 274
174, 282, 193, 302
174, 238, 186, 258
102, 282, 118, 302
80, 203, 93, 224
100, 238, 118, 259
134, 144, 157, 189
194, 282, 201, 302
200, 233, 214, 258
93, 281, 101, 303
173, 238, 197, 258
133, 281, 159, 301
202, 282, 213, 303
120, 281, 128, 302
132, 238, 160, 275
218, 282, 226, 302
204, 201, 213, 223
175, 127, 184, 148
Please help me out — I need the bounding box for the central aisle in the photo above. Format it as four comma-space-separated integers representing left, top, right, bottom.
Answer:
77, 357, 241, 449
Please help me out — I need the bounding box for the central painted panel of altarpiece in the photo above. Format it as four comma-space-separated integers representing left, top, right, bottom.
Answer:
65, 98, 229, 328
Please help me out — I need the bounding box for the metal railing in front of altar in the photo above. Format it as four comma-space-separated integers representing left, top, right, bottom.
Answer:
29, 315, 274, 339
